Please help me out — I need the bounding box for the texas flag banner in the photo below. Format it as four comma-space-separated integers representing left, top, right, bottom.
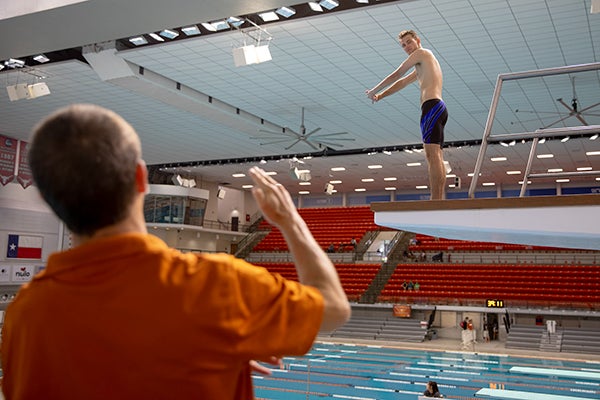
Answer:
7, 234, 43, 259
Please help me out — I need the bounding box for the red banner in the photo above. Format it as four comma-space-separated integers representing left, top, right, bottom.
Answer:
17, 140, 33, 189
0, 135, 17, 185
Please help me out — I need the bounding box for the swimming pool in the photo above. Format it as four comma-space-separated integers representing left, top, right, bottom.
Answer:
253, 341, 600, 399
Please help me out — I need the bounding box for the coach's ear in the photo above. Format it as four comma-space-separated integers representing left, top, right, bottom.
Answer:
135, 160, 149, 194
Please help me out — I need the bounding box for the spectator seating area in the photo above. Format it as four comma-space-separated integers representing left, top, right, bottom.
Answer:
252, 206, 387, 252
378, 263, 600, 309
247, 206, 599, 310
409, 233, 568, 252
255, 262, 381, 302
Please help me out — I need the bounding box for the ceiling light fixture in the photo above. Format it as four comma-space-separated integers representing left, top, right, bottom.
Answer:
227, 17, 245, 28
181, 25, 201, 36
577, 167, 592, 171
384, 177, 397, 181
330, 180, 342, 184
201, 22, 217, 32
232, 19, 273, 67
590, 134, 599, 140
331, 167, 346, 171
548, 168, 563, 173
159, 29, 179, 39
319, 0, 340, 10
556, 179, 570, 183
149, 33, 165, 42
368, 165, 382, 169
361, 178, 374, 182
416, 185, 428, 190
33, 54, 50, 63
276, 6, 296, 18
586, 151, 600, 156
561, 136, 570, 143
506, 170, 521, 175
406, 162, 421, 167
129, 36, 148, 45
211, 20, 230, 31
539, 138, 546, 144
354, 188, 366, 192
5, 58, 25, 68
258, 11, 279, 22
491, 157, 507, 162
482, 182, 495, 186
537, 154, 554, 159
500, 141, 509, 147
385, 187, 396, 191
308, 2, 323, 12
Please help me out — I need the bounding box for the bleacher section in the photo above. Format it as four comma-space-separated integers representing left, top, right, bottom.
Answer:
378, 263, 600, 309
255, 262, 381, 302
326, 313, 427, 342
249, 207, 599, 311
252, 206, 386, 252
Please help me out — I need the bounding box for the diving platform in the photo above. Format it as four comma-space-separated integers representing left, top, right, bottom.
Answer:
371, 194, 600, 251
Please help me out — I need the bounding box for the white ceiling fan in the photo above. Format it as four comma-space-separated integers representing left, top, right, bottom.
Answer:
252, 107, 355, 151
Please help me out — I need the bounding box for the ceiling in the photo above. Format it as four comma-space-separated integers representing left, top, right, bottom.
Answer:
0, 0, 599, 198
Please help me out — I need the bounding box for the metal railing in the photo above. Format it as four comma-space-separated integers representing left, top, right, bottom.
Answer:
469, 62, 600, 198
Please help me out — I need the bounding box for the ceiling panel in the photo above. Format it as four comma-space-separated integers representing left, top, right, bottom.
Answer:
0, 0, 598, 197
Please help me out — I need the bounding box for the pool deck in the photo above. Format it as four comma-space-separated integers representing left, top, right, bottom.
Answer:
317, 336, 600, 363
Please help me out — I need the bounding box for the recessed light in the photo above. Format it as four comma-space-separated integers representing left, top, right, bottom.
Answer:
331, 167, 346, 171
308, 2, 323, 12
537, 154, 554, 159
385, 187, 396, 191
590, 134, 598, 141
368, 165, 382, 169
577, 167, 592, 171
482, 182, 495, 186
330, 180, 342, 184
232, 173, 246, 178
587, 151, 600, 156
242, 185, 253, 189
149, 33, 165, 42
276, 6, 296, 18
159, 29, 179, 39
181, 25, 201, 36
491, 157, 507, 162
299, 182, 311, 186
556, 179, 570, 183
384, 177, 397, 181
354, 188, 366, 192
319, 0, 340, 10
416, 185, 428, 190
258, 11, 279, 22
406, 162, 421, 167
361, 178, 374, 182
548, 168, 563, 173
506, 171, 521, 175
33, 54, 50, 63
129, 36, 148, 46
518, 180, 532, 185
299, 190, 310, 195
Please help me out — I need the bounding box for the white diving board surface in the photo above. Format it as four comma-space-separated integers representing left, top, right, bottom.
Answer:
476, 388, 595, 400
371, 194, 600, 251
510, 366, 600, 381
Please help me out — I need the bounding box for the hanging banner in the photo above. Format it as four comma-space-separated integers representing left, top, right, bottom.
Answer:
0, 135, 17, 185
17, 140, 33, 188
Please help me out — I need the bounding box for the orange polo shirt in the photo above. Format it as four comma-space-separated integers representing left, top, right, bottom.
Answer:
1, 233, 323, 399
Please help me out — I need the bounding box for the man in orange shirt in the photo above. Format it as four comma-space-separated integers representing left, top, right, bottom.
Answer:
1, 104, 351, 399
